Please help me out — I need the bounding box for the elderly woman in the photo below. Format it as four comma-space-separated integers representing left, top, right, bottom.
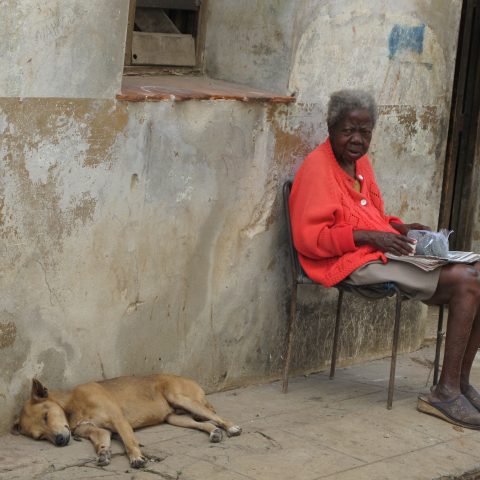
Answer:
290, 89, 480, 429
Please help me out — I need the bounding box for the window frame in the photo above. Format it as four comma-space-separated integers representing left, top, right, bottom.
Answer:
124, 0, 207, 75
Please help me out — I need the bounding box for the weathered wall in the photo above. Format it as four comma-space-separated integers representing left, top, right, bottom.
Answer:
0, 0, 463, 434
0, 99, 292, 434
0, 0, 128, 98
204, 0, 296, 93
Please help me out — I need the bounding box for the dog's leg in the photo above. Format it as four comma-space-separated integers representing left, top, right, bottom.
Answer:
166, 394, 241, 437
165, 413, 223, 442
74, 424, 112, 466
111, 417, 146, 468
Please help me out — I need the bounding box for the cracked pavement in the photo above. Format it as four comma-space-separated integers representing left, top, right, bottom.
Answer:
2, 345, 480, 479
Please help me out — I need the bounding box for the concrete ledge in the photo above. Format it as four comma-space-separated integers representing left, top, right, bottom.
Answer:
117, 75, 296, 103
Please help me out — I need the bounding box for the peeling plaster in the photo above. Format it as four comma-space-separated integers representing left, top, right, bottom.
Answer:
0, 99, 128, 255
0, 321, 16, 349
289, 4, 448, 107
0, 0, 129, 98
388, 23, 425, 59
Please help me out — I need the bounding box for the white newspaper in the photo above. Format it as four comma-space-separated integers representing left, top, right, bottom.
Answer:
386, 251, 480, 271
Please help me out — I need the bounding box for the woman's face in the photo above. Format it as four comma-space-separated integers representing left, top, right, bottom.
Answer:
329, 109, 373, 167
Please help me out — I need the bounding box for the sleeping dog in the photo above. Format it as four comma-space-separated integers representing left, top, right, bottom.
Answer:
12, 374, 241, 468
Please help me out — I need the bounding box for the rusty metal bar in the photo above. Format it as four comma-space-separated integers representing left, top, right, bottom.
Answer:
282, 283, 298, 393
387, 292, 403, 409
329, 289, 344, 380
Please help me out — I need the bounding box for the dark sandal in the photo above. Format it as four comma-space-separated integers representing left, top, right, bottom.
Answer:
463, 385, 480, 411
417, 394, 480, 430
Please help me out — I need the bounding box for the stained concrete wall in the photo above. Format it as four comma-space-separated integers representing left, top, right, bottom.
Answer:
0, 0, 463, 433
0, 0, 128, 98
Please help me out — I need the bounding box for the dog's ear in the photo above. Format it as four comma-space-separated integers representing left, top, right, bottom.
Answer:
31, 378, 48, 401
11, 418, 21, 435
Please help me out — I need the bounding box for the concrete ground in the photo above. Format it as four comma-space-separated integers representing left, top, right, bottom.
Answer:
2, 344, 480, 480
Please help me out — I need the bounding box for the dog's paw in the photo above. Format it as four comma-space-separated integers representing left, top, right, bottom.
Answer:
227, 425, 242, 437
97, 449, 111, 466
209, 428, 223, 443
130, 455, 147, 469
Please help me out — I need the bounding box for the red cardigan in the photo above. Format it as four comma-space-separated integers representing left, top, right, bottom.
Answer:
289, 138, 403, 287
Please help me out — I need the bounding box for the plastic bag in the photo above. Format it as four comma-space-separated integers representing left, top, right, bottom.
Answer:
407, 229, 453, 257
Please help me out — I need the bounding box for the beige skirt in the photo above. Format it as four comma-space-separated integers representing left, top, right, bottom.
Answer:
345, 260, 441, 301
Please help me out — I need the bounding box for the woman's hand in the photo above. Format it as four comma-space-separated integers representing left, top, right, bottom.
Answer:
353, 230, 416, 256
390, 222, 431, 235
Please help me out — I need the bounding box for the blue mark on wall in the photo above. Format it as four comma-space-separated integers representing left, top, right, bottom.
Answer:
388, 24, 425, 59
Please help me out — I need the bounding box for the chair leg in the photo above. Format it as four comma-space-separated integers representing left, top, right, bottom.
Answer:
330, 289, 344, 379
433, 305, 445, 386
282, 283, 298, 393
387, 292, 403, 409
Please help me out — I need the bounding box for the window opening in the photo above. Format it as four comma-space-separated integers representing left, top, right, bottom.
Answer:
125, 0, 202, 68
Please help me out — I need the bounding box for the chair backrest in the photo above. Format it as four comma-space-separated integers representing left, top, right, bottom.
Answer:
283, 181, 312, 284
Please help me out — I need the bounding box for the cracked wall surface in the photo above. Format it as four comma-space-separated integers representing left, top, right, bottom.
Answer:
0, 0, 463, 434
0, 0, 128, 98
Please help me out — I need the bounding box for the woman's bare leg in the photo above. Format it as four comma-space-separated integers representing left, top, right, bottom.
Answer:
426, 263, 480, 401
417, 263, 480, 427
459, 263, 480, 396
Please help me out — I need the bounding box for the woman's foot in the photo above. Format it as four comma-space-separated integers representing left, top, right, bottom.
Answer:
418, 384, 480, 429
417, 393, 480, 429
462, 384, 480, 411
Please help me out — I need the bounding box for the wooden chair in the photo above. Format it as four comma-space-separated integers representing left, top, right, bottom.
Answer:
282, 180, 445, 409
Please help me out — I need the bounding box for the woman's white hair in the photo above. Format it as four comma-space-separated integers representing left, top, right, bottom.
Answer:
327, 89, 378, 130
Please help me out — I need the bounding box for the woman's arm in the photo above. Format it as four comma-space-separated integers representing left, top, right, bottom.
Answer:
290, 195, 357, 259
390, 222, 431, 235
290, 159, 357, 259
353, 230, 416, 256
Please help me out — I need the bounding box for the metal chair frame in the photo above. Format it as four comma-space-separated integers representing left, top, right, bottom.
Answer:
282, 181, 445, 409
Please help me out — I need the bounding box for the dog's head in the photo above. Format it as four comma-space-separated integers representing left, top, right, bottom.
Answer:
12, 379, 71, 447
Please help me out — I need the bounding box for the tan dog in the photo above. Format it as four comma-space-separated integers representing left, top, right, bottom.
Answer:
12, 374, 241, 468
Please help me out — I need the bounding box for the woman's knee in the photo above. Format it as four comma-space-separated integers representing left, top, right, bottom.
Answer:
442, 264, 480, 300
